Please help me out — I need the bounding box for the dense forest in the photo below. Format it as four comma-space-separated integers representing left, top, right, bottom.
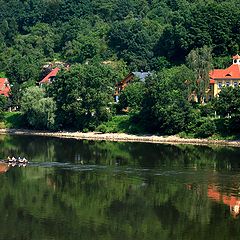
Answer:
1, 0, 240, 137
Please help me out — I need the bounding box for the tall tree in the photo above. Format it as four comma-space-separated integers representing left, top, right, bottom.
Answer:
49, 62, 116, 130
187, 46, 213, 103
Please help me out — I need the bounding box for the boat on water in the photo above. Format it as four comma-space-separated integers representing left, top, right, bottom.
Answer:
0, 157, 29, 171
6, 156, 28, 164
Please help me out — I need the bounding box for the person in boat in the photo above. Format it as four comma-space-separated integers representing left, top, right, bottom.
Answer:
12, 157, 16, 162
22, 157, 28, 163
7, 156, 12, 162
11, 161, 16, 167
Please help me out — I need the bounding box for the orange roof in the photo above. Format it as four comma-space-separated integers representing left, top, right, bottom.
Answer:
39, 68, 60, 84
0, 78, 10, 97
210, 64, 240, 81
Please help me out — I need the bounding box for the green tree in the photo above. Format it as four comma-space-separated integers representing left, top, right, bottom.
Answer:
118, 81, 145, 112
187, 46, 213, 103
49, 63, 116, 130
21, 86, 56, 129
140, 65, 194, 134
108, 18, 163, 70
214, 87, 240, 118
0, 95, 8, 111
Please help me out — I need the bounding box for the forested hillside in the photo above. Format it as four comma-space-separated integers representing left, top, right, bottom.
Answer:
1, 0, 240, 82
1, 0, 240, 136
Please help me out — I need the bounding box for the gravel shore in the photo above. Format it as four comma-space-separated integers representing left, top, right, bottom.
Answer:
0, 128, 240, 147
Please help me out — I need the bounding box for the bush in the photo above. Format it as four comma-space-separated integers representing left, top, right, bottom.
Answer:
82, 128, 89, 133
96, 124, 108, 133
195, 118, 217, 138
199, 103, 215, 117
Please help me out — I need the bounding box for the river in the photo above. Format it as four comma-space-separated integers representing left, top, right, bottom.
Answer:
0, 134, 240, 240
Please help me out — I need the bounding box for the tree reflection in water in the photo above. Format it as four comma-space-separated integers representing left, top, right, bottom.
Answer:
0, 136, 240, 239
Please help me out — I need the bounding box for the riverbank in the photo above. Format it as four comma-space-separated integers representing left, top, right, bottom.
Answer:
0, 128, 240, 147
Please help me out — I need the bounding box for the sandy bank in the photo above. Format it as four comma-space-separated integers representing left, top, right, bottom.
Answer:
0, 128, 240, 147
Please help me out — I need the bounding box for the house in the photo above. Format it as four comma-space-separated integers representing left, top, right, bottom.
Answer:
208, 54, 240, 101
0, 78, 11, 97
39, 67, 60, 86
114, 71, 151, 101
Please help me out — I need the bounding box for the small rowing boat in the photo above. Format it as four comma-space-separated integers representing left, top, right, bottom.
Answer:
6, 157, 28, 164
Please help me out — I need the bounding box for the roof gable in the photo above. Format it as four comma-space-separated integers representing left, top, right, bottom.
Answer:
210, 64, 240, 80
39, 68, 60, 84
0, 78, 10, 97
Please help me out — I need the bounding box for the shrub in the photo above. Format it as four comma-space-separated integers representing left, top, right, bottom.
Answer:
195, 118, 217, 138
82, 128, 89, 133
96, 124, 108, 133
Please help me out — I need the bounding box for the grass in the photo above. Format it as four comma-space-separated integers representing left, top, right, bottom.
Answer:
3, 112, 25, 129
96, 115, 145, 134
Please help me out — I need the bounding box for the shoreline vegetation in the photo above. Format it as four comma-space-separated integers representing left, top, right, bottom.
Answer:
1, 128, 240, 148
2, 1, 240, 148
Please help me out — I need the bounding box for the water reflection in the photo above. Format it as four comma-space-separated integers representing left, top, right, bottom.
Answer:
1, 136, 240, 239
0, 162, 10, 174
208, 185, 240, 218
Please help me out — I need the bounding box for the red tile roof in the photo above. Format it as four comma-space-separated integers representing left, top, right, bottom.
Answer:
39, 67, 60, 84
210, 64, 240, 82
0, 78, 10, 97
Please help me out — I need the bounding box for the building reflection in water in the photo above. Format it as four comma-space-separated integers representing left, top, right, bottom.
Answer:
0, 161, 28, 175
208, 185, 240, 218
0, 162, 10, 174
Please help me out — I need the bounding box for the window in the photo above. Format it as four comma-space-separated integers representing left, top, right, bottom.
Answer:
218, 82, 222, 89
234, 82, 238, 87
226, 82, 230, 87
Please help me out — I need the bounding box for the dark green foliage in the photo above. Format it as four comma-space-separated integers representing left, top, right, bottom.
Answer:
49, 63, 116, 130
0, 0, 240, 137
195, 118, 217, 138
214, 87, 240, 118
108, 19, 163, 70
198, 103, 215, 118
139, 66, 194, 134
3, 112, 26, 128
118, 81, 145, 112
0, 95, 8, 111
214, 88, 240, 135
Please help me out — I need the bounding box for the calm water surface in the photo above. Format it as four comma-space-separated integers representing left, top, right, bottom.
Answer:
1, 135, 240, 240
